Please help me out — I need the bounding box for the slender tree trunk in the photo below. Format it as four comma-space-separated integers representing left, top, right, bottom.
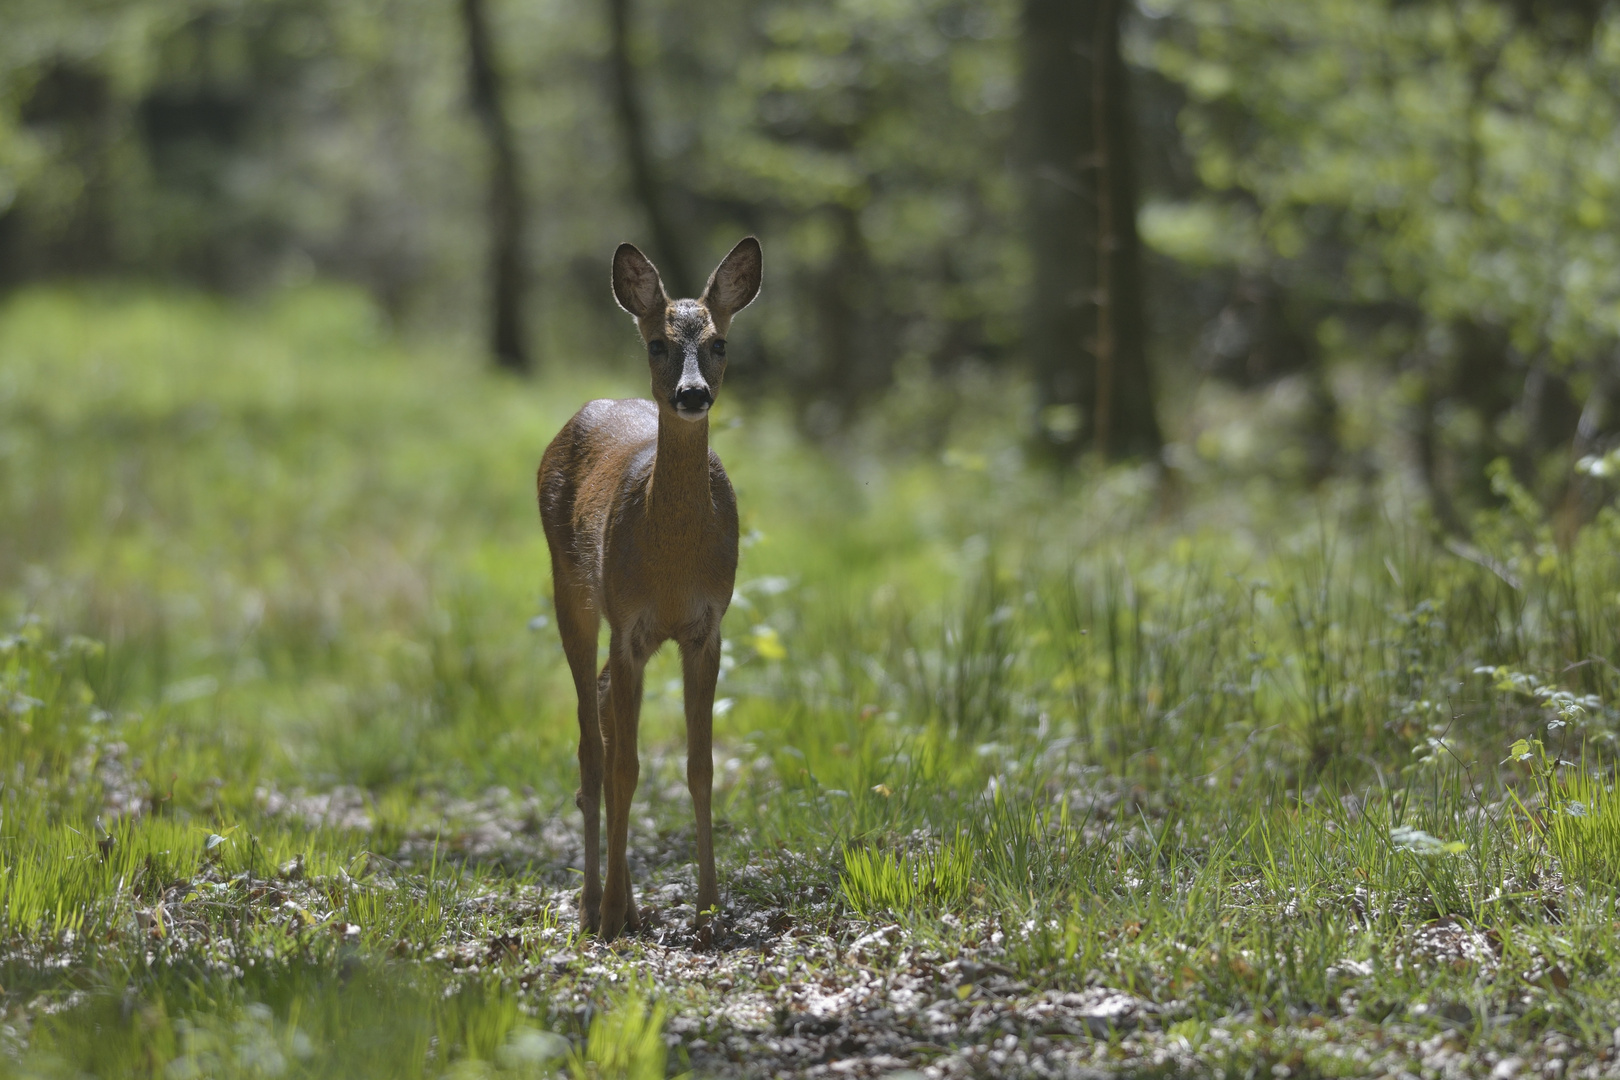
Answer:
460, 0, 531, 372
802, 205, 890, 434
607, 0, 693, 297
1093, 0, 1161, 457
1021, 0, 1160, 462
1091, 0, 1116, 458
1022, 0, 1095, 463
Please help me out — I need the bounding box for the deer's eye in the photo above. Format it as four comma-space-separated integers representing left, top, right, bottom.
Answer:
647, 340, 668, 356
710, 339, 726, 357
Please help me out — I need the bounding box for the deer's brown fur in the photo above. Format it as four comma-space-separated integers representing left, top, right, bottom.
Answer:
538, 237, 761, 941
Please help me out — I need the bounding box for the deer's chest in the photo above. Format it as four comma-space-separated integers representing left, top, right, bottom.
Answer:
602, 529, 734, 655
612, 589, 727, 661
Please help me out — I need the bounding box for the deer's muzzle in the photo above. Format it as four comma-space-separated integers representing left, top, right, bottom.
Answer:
673, 385, 713, 419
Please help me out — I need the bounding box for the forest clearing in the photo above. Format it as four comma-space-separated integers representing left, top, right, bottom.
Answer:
1, 289, 1617, 1076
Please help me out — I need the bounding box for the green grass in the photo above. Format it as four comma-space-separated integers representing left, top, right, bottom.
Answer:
1, 283, 1619, 1076
840, 831, 977, 914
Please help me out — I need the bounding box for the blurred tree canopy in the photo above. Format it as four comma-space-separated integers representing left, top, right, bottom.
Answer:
1145, 0, 1620, 517
1, 0, 1618, 519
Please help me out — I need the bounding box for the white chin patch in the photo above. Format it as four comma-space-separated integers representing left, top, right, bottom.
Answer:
675, 406, 710, 422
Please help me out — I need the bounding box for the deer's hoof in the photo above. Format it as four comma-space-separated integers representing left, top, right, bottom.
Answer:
579, 891, 602, 935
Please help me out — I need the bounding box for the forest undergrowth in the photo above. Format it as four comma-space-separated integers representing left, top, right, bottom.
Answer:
2, 286, 1619, 1078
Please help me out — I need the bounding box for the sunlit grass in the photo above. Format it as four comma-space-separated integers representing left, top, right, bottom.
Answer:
840, 832, 976, 914
1, 284, 1619, 1074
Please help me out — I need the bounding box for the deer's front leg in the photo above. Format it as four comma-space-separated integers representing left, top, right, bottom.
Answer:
680, 632, 722, 925
600, 634, 645, 941
554, 582, 602, 934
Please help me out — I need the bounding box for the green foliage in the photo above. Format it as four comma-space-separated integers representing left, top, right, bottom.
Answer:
1152, 0, 1620, 360
1542, 761, 1620, 889
0, 620, 106, 816
20, 968, 574, 1079
682, 0, 1024, 404
0, 286, 1618, 1072
567, 982, 674, 1080
1144, 0, 1620, 516
1498, 680, 1620, 887
0, 0, 1024, 409
4, 0, 1617, 518
840, 832, 975, 914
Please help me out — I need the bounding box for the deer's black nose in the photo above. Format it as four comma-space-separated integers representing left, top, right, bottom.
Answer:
673, 386, 712, 413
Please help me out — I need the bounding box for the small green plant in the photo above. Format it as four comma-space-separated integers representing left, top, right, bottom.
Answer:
1492, 663, 1620, 885
1545, 764, 1620, 886
839, 832, 976, 914
568, 982, 674, 1080
1507, 733, 1620, 887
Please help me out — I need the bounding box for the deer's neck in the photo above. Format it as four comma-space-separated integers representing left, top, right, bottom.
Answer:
647, 413, 712, 527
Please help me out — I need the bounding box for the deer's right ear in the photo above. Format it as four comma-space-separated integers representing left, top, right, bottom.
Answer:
612, 244, 667, 319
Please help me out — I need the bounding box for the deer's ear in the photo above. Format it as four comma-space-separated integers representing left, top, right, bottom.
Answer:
612, 243, 667, 318
701, 237, 762, 320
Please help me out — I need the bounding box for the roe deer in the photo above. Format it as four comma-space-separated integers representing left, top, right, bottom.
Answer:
538, 237, 762, 941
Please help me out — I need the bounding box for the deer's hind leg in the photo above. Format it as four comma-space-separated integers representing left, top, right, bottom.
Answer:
553, 577, 603, 933
596, 662, 640, 934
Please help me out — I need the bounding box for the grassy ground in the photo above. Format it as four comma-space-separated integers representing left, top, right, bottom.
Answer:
2, 285, 1619, 1079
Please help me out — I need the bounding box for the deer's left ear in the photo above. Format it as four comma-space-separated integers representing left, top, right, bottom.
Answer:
701, 237, 762, 320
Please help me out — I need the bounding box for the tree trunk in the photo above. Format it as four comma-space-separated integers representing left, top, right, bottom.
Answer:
460, 0, 531, 373
607, 0, 694, 298
1021, 0, 1161, 462
1093, 0, 1161, 458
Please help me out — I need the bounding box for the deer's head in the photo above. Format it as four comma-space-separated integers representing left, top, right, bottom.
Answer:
613, 237, 762, 423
